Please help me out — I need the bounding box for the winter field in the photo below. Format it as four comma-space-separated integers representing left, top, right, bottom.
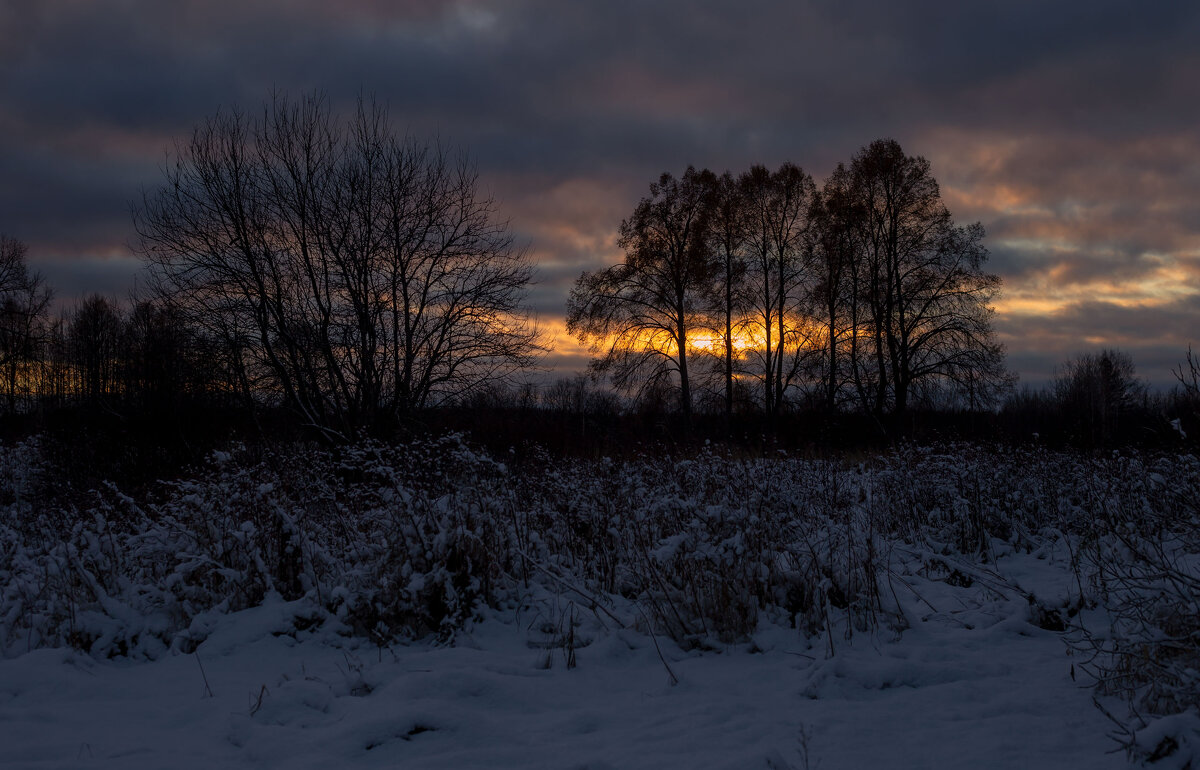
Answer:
2, 437, 1198, 768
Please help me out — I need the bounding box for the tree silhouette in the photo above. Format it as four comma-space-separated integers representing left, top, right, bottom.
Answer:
1055, 349, 1147, 446
570, 145, 1007, 421
809, 163, 862, 411
68, 294, 122, 405
566, 167, 716, 421
739, 163, 817, 415
0, 235, 52, 414
848, 139, 1006, 415
135, 92, 541, 438
706, 171, 748, 417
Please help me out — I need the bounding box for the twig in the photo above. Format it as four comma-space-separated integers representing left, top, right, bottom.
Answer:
514, 548, 627, 629
195, 652, 214, 698
249, 684, 270, 716
636, 605, 679, 687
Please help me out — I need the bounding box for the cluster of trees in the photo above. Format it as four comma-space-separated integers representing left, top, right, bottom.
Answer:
567, 140, 1010, 421
4, 93, 547, 440
0, 235, 52, 414
1052, 349, 1148, 446
134, 93, 542, 439
0, 262, 231, 420
1001, 348, 1200, 448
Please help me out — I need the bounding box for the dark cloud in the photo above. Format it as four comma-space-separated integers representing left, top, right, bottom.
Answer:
31, 254, 149, 306
2, 0, 1198, 383
998, 296, 1200, 388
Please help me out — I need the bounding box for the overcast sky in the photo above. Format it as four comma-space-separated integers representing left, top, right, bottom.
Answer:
2, 0, 1198, 387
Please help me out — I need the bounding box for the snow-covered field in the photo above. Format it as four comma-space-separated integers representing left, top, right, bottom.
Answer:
0, 550, 1122, 769
2, 438, 1197, 767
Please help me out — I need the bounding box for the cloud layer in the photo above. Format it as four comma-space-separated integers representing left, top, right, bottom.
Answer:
2, 0, 1197, 386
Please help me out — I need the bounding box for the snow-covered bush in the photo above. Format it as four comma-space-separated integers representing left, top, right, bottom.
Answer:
514, 451, 898, 648
2, 433, 1198, 760
1070, 452, 1200, 765
327, 439, 516, 641
0, 435, 518, 656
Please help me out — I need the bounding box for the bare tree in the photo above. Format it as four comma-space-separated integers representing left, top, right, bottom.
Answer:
809, 163, 862, 411
706, 171, 748, 418
1174, 346, 1199, 401
1055, 349, 1147, 447
0, 235, 52, 414
739, 163, 816, 415
120, 298, 225, 410
1171, 346, 1200, 440
848, 139, 1006, 415
566, 167, 716, 421
541, 373, 616, 415
135, 92, 542, 438
0, 235, 27, 296
68, 295, 123, 405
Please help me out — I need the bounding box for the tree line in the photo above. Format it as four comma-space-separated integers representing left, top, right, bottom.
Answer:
3, 229, 1198, 452
4, 240, 209, 419
567, 140, 1010, 421
0, 265, 230, 420
2, 90, 1198, 450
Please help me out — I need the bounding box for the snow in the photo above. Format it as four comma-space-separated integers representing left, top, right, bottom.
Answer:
5, 436, 1195, 767
0, 548, 1125, 769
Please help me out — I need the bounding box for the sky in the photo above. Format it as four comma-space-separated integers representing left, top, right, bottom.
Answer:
1, 0, 1198, 389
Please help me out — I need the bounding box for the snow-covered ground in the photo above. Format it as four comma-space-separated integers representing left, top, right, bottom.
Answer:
1, 544, 1125, 769
6, 438, 1197, 767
